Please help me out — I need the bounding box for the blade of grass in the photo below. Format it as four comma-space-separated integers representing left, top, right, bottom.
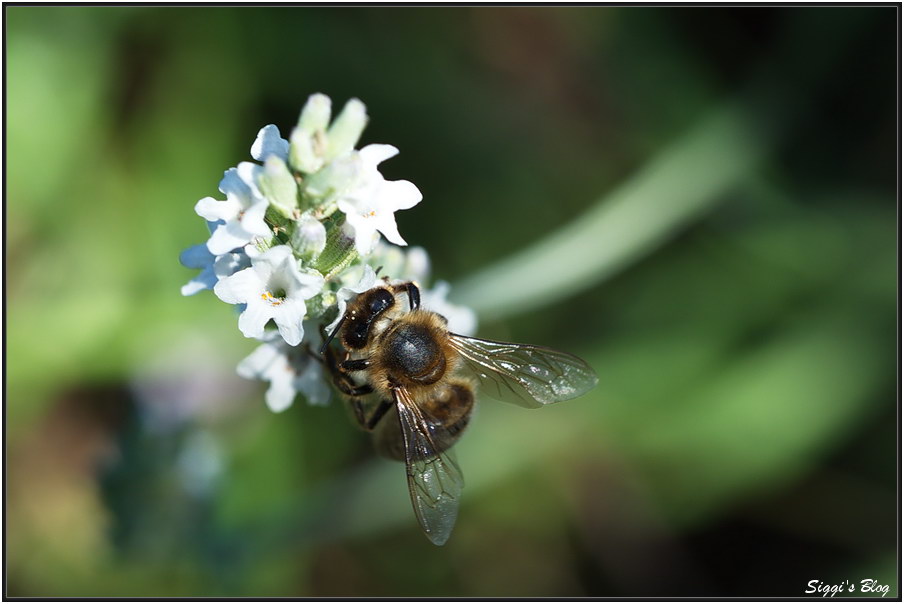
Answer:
452, 103, 769, 321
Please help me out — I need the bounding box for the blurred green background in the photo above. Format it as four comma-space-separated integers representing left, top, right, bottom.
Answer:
6, 6, 898, 598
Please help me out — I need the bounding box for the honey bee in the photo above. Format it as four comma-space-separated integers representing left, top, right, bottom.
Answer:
321, 281, 598, 545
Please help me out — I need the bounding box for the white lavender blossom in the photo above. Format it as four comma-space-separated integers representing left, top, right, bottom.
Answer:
179, 93, 475, 410
214, 245, 323, 346
236, 331, 330, 412
335, 144, 423, 254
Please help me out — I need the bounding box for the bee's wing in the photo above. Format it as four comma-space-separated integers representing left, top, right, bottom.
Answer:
448, 334, 599, 408
393, 387, 464, 546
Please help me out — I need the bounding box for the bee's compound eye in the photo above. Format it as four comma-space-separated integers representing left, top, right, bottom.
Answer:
367, 289, 394, 315
343, 319, 371, 349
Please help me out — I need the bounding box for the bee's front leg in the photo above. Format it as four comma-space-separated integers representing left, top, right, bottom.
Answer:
323, 341, 374, 397
390, 281, 421, 311
341, 358, 370, 372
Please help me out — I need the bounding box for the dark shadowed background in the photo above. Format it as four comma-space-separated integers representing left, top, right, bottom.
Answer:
6, 6, 899, 598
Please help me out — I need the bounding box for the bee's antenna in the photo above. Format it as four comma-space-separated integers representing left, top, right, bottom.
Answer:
319, 315, 346, 355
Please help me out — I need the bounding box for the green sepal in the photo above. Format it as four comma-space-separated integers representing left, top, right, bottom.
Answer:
313, 215, 358, 279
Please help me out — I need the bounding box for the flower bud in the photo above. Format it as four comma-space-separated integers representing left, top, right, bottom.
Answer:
298, 93, 332, 133
292, 215, 327, 258
290, 94, 332, 174
258, 156, 299, 217
326, 98, 368, 161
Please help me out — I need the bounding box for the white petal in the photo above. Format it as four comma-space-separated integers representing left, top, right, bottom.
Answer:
213, 267, 261, 304
235, 161, 265, 200
236, 342, 281, 379
380, 179, 423, 211
295, 360, 331, 406
181, 264, 218, 296
257, 244, 294, 266
213, 252, 250, 279
374, 213, 407, 247
356, 227, 380, 255
181, 280, 208, 297
179, 244, 214, 269
352, 264, 378, 292
339, 208, 379, 255
207, 223, 251, 255
358, 144, 399, 166
325, 301, 346, 333
243, 242, 265, 260
271, 298, 307, 346
218, 168, 254, 200
289, 269, 325, 300
337, 198, 366, 218
195, 196, 240, 222
237, 301, 272, 339
240, 201, 272, 237
207, 220, 255, 255
265, 373, 297, 413
326, 297, 348, 333
251, 124, 289, 162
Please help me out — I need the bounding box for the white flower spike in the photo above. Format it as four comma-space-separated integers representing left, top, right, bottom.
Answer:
214, 245, 324, 346
181, 94, 479, 418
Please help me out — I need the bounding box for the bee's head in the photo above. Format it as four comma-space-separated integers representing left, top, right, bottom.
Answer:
337, 287, 398, 350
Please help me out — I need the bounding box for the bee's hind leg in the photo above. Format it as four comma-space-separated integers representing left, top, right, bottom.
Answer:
348, 397, 392, 431
365, 398, 392, 430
